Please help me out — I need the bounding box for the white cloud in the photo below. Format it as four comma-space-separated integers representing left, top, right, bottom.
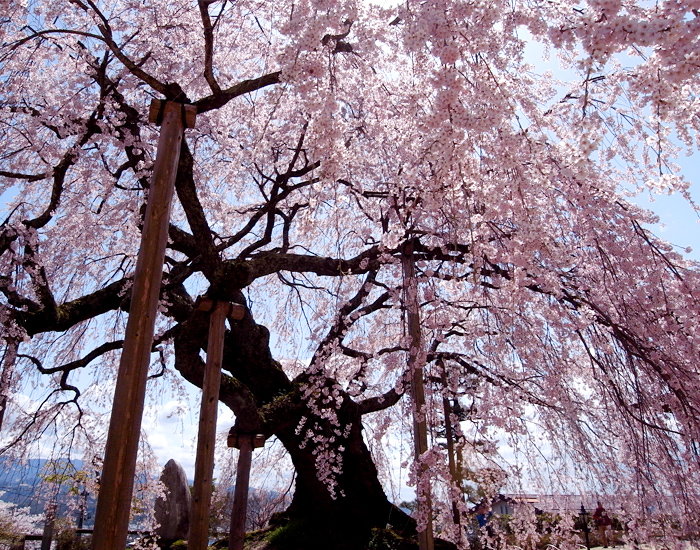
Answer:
141, 399, 237, 480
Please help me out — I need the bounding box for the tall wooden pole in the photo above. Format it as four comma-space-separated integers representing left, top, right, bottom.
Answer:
188, 299, 230, 550
401, 239, 435, 550
91, 100, 196, 550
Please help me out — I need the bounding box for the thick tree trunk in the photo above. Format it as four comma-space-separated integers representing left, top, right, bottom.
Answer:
267, 401, 412, 548
172, 298, 413, 546
276, 397, 410, 532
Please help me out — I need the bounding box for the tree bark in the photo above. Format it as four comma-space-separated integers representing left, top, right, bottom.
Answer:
172, 299, 413, 545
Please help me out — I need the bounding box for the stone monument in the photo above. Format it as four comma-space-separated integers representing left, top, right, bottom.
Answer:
154, 459, 191, 547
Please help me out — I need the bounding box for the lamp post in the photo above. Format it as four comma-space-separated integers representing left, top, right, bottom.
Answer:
580, 505, 591, 550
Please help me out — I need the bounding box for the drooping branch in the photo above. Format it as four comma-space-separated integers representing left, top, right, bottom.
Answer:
18, 340, 124, 376
433, 352, 562, 412
576, 329, 686, 435
0, 97, 108, 257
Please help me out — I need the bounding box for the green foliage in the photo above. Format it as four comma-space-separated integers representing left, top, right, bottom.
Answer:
266, 518, 320, 549
54, 526, 90, 550
367, 528, 416, 550
0, 520, 23, 548
533, 512, 562, 550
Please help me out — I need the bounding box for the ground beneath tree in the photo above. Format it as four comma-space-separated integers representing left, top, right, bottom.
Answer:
240, 525, 458, 550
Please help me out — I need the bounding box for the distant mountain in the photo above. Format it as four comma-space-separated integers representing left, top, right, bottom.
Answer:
0, 458, 95, 525
0, 458, 287, 534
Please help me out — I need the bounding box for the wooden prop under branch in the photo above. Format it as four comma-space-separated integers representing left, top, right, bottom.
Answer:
189, 297, 243, 550
227, 428, 266, 550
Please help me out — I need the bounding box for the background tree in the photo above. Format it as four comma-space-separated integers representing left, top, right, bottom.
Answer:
1, 0, 700, 547
0, 492, 42, 546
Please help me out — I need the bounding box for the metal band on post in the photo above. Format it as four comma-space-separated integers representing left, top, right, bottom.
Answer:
227, 428, 266, 450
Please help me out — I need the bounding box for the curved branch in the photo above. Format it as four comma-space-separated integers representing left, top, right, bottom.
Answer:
218, 161, 320, 254
172, 307, 268, 431
0, 171, 48, 182
18, 340, 123, 376
17, 278, 131, 336
96, 24, 171, 96
8, 28, 103, 51
194, 71, 282, 113
197, 0, 221, 94
357, 388, 403, 415
174, 141, 219, 276
221, 246, 383, 288
23, 244, 57, 315
0, 274, 41, 311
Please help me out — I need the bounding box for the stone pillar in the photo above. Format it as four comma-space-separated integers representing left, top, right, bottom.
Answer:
155, 459, 192, 547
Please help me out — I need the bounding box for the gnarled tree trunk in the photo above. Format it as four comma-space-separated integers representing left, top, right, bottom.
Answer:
172, 293, 412, 545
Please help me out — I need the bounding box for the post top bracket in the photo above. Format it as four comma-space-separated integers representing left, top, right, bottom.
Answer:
227, 428, 266, 449
148, 99, 197, 129
195, 296, 246, 320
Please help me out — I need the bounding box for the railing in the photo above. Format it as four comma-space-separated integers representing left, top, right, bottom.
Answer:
10, 529, 146, 550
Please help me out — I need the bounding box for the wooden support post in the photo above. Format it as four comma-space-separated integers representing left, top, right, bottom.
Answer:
401, 240, 435, 550
41, 499, 57, 550
229, 438, 253, 550
91, 100, 196, 550
188, 299, 231, 550
439, 364, 462, 532
227, 430, 265, 550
